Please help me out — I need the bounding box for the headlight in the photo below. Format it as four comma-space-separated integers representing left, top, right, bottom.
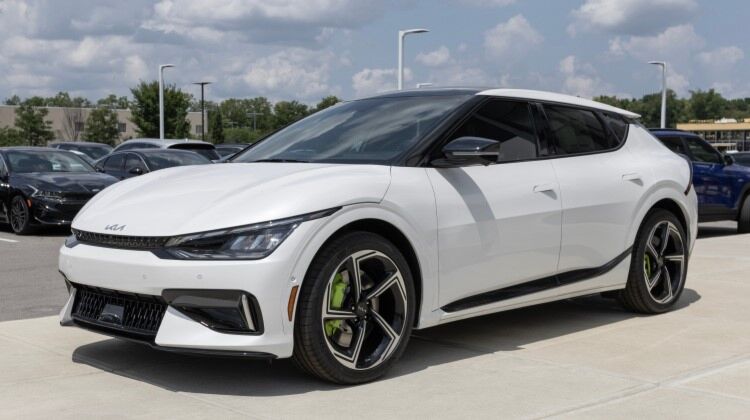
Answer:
32, 189, 64, 201
156, 207, 340, 260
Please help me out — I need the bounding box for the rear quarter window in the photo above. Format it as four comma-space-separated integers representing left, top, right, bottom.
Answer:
600, 112, 629, 145
544, 105, 615, 155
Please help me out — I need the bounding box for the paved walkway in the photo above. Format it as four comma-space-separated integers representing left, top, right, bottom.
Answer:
1, 232, 749, 419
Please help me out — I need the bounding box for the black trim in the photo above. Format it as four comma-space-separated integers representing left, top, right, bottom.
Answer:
441, 247, 633, 313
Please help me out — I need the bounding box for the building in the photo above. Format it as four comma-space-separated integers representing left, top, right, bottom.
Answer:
677, 118, 750, 152
0, 105, 207, 144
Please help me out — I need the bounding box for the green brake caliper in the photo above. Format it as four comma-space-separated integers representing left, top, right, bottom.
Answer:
644, 253, 652, 279
325, 272, 348, 337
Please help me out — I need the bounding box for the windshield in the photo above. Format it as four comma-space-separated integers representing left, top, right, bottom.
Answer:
6, 150, 95, 173
59, 144, 112, 160
145, 151, 212, 170
232, 95, 470, 164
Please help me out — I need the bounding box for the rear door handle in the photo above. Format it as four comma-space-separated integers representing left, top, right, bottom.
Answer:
533, 183, 556, 193
622, 173, 642, 182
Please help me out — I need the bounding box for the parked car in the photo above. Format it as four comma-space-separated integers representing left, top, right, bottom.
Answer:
60, 88, 696, 384
730, 151, 750, 167
49, 141, 113, 161
93, 149, 212, 180
215, 143, 249, 158
651, 129, 750, 232
113, 138, 220, 161
0, 147, 117, 234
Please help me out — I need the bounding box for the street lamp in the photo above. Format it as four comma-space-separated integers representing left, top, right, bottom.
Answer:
398, 28, 429, 90
158, 64, 175, 140
649, 61, 667, 129
193, 81, 212, 141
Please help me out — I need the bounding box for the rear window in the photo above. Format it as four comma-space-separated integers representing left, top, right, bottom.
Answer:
545, 105, 615, 154
169, 144, 220, 160
600, 112, 629, 144
145, 151, 211, 170
733, 153, 750, 165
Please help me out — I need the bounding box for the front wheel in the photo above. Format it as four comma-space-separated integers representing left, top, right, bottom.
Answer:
620, 209, 688, 313
292, 232, 415, 384
9, 196, 33, 235
738, 194, 750, 234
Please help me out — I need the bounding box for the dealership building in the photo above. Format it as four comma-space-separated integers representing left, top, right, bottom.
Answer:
0, 105, 206, 143
677, 118, 750, 152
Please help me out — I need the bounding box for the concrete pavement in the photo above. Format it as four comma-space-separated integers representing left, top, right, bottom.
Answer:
0, 226, 749, 418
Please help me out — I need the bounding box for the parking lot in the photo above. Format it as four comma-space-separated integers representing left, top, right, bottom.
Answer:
0, 222, 747, 419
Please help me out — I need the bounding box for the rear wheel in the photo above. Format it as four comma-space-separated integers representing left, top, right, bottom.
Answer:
738, 194, 750, 233
9, 196, 33, 235
620, 209, 688, 313
292, 232, 415, 384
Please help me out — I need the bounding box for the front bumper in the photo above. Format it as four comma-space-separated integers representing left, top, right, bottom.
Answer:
59, 222, 318, 358
31, 198, 87, 225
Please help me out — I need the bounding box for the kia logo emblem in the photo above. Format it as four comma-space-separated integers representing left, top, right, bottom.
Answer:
105, 224, 126, 232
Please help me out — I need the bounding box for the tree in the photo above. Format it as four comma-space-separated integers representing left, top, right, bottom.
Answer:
224, 127, 265, 143
219, 97, 273, 132
4, 95, 21, 105
208, 109, 224, 144
313, 96, 341, 112
84, 108, 120, 145
14, 104, 54, 146
97, 94, 130, 109
273, 100, 309, 129
0, 127, 24, 147
129, 81, 192, 138
689, 89, 726, 120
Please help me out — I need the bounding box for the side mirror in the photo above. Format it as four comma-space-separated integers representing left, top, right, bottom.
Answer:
724, 154, 735, 166
129, 167, 144, 175
438, 137, 499, 166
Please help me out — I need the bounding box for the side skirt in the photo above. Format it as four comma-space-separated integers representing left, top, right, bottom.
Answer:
441, 247, 633, 313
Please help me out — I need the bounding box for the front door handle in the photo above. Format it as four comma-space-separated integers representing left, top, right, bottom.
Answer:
622, 173, 642, 182
533, 183, 556, 193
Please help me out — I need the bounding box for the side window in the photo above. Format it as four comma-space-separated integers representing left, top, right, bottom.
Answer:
545, 105, 613, 154
449, 100, 538, 163
600, 112, 629, 144
104, 154, 125, 172
659, 136, 687, 155
0, 156, 7, 176
125, 154, 147, 172
685, 137, 723, 164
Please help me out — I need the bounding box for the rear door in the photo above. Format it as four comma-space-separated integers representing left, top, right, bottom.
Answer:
542, 104, 641, 272
683, 136, 733, 216
427, 99, 562, 309
0, 154, 9, 221
123, 153, 149, 179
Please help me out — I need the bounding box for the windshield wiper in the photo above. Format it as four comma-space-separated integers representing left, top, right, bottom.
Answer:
250, 158, 310, 163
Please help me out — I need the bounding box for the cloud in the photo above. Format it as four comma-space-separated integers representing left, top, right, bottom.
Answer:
568, 0, 698, 36
696, 46, 744, 66
558, 55, 609, 98
351, 68, 412, 97
484, 15, 542, 60
608, 24, 704, 61
416, 46, 451, 67
458, 0, 517, 6
242, 49, 339, 99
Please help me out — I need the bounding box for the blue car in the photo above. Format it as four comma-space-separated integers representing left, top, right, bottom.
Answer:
651, 129, 750, 232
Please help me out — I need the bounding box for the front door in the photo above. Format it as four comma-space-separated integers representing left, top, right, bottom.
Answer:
427, 99, 562, 308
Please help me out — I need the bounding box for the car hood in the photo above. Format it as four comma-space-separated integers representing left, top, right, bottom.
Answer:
11, 172, 118, 194
72, 163, 392, 236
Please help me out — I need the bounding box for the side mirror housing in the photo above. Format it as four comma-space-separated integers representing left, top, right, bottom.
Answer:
436, 136, 499, 166
724, 154, 735, 166
129, 167, 144, 175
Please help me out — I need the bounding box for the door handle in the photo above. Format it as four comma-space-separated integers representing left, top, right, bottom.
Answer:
622, 173, 642, 182
533, 183, 556, 193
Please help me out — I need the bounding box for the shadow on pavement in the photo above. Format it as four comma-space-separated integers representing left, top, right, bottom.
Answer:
697, 224, 739, 239
0, 223, 70, 237
72, 288, 701, 396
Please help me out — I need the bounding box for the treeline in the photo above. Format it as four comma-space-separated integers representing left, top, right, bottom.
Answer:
1, 83, 340, 147
595, 89, 750, 128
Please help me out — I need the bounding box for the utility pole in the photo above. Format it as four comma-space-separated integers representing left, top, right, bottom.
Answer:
193, 82, 212, 141
247, 112, 262, 131
648, 61, 667, 128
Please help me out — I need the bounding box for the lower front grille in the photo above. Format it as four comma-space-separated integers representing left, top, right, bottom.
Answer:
72, 284, 167, 339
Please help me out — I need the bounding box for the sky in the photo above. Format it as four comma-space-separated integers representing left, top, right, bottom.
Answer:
0, 0, 747, 104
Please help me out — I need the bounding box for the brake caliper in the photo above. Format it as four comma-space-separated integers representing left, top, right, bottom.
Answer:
325, 272, 348, 337
644, 253, 652, 278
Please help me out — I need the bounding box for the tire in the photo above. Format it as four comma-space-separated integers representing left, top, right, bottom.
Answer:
9, 195, 34, 235
738, 194, 750, 234
292, 231, 416, 384
620, 209, 688, 314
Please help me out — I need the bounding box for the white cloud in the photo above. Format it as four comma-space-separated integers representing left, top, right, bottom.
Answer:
696, 46, 744, 66
416, 46, 451, 67
568, 0, 698, 36
608, 24, 704, 61
459, 0, 517, 6
352, 68, 412, 98
558, 55, 608, 98
242, 49, 338, 99
484, 15, 542, 60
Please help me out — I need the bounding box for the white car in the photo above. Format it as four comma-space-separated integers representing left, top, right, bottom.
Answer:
59, 89, 697, 384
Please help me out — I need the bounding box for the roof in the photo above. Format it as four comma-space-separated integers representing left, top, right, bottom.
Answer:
477, 89, 641, 119
0, 146, 64, 152
49, 141, 112, 147
110, 148, 207, 155
119, 138, 214, 147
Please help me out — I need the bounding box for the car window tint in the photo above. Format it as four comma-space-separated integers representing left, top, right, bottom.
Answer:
0, 156, 6, 175
125, 154, 147, 171
545, 105, 613, 154
449, 100, 537, 163
733, 153, 750, 166
104, 154, 125, 171
685, 137, 722, 164
600, 112, 629, 144
659, 136, 687, 154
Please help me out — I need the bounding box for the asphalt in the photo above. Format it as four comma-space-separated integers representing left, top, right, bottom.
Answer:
0, 222, 748, 418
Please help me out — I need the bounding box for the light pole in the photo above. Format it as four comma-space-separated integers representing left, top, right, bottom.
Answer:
649, 61, 667, 128
158, 64, 174, 140
193, 81, 212, 141
398, 28, 429, 90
